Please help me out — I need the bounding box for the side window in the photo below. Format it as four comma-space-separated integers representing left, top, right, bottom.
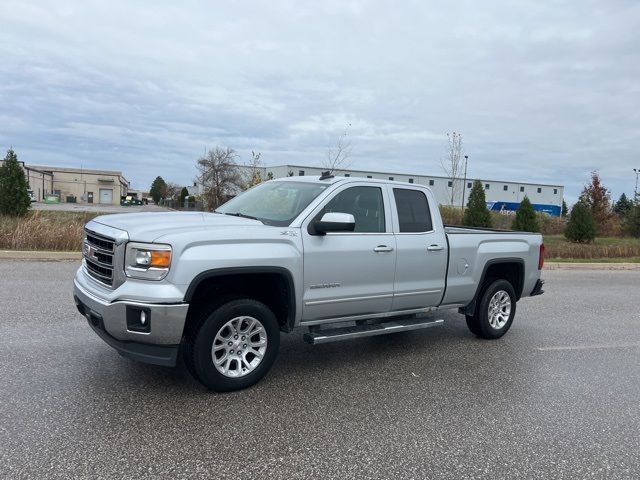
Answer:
393, 189, 433, 233
319, 186, 385, 233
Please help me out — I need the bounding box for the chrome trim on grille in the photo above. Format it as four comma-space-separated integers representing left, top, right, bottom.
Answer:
83, 220, 129, 289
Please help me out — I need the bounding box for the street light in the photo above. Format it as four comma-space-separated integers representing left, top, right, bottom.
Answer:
461, 155, 469, 214
634, 168, 640, 202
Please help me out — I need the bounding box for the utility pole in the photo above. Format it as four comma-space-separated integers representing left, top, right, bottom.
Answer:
634, 168, 639, 203
461, 155, 469, 214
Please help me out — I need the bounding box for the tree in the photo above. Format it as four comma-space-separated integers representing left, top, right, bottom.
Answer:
512, 196, 539, 232
179, 187, 189, 205
196, 147, 244, 210
625, 203, 640, 238
0, 148, 31, 216
267, 171, 274, 180
580, 171, 612, 233
441, 132, 464, 205
463, 180, 492, 228
561, 200, 568, 217
164, 182, 180, 201
245, 150, 263, 188
565, 201, 597, 243
149, 176, 167, 204
323, 124, 352, 173
613, 193, 633, 216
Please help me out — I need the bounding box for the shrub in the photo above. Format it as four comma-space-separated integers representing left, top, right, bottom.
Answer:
565, 202, 597, 243
539, 214, 566, 235
512, 196, 539, 232
462, 180, 492, 228
0, 148, 31, 216
439, 205, 463, 225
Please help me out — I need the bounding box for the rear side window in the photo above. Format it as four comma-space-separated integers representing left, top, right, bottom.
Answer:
393, 189, 432, 233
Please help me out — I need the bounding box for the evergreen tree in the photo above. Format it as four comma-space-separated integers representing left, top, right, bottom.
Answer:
580, 171, 612, 233
512, 196, 539, 232
625, 203, 640, 238
462, 180, 492, 228
149, 176, 167, 204
0, 148, 31, 216
565, 201, 597, 243
613, 193, 633, 216
179, 186, 189, 205
561, 200, 568, 217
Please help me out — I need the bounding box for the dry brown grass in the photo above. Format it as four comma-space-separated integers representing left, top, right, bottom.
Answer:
0, 211, 98, 251
544, 235, 640, 259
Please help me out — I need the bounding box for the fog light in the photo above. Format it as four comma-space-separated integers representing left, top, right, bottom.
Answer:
126, 306, 150, 333
140, 311, 147, 325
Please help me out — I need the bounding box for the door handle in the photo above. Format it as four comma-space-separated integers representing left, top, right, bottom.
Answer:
373, 245, 394, 253
427, 245, 444, 251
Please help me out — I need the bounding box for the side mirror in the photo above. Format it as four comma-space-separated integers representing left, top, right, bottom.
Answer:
313, 212, 356, 235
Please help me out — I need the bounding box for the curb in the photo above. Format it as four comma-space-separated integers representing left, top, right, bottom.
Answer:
544, 262, 640, 271
0, 250, 82, 261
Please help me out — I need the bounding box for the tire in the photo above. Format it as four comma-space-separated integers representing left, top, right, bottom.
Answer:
185, 298, 280, 392
465, 279, 516, 339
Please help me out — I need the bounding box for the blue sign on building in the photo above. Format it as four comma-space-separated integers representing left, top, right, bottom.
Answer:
486, 201, 561, 217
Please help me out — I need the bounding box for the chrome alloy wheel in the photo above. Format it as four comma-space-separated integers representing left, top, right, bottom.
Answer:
488, 290, 511, 329
212, 316, 267, 378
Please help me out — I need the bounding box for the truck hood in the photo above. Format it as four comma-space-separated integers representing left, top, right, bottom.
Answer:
92, 212, 264, 242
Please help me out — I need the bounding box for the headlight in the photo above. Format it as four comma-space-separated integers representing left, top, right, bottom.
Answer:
124, 242, 172, 280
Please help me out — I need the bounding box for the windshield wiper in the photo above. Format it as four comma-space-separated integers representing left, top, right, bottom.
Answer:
215, 211, 262, 222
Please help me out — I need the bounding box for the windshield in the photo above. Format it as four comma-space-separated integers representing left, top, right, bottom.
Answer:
216, 181, 329, 226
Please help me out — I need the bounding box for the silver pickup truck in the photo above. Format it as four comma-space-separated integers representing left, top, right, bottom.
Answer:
73, 175, 545, 391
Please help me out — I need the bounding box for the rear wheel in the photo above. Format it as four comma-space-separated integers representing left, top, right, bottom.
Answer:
184, 299, 280, 392
465, 279, 516, 339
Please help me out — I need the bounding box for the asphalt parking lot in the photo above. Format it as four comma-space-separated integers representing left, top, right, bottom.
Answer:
1, 262, 639, 479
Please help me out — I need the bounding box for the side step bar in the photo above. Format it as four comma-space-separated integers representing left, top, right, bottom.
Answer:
303, 317, 444, 345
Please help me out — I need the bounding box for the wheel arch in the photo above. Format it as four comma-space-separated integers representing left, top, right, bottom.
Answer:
184, 267, 296, 332
460, 258, 524, 316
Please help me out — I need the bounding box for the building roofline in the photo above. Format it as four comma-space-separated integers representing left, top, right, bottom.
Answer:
261, 164, 564, 189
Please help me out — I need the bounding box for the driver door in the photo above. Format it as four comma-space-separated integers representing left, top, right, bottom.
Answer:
301, 184, 396, 321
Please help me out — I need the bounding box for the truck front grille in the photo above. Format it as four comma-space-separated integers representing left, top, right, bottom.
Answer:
84, 229, 116, 286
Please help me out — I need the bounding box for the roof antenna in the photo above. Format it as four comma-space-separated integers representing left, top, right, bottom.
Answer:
319, 170, 334, 180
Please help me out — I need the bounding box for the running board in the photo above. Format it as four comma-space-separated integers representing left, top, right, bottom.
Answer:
303, 317, 444, 345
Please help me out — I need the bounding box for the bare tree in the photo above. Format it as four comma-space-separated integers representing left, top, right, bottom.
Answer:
323, 124, 352, 173
441, 132, 464, 205
163, 182, 181, 201
196, 147, 244, 210
245, 150, 263, 188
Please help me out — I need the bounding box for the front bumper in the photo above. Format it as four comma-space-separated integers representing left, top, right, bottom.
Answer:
73, 279, 189, 366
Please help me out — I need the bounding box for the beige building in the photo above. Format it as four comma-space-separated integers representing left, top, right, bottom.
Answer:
1, 161, 130, 204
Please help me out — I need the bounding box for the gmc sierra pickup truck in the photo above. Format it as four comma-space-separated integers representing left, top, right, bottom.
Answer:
73, 174, 545, 391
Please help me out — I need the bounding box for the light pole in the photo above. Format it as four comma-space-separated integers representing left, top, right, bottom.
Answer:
461, 155, 469, 214
634, 168, 640, 202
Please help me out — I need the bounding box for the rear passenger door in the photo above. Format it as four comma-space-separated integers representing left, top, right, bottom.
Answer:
389, 187, 447, 310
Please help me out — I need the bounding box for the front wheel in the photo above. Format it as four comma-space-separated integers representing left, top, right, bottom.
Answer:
466, 279, 517, 339
185, 299, 280, 392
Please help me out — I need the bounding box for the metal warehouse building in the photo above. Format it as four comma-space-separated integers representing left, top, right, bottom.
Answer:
1, 161, 130, 205
255, 164, 565, 216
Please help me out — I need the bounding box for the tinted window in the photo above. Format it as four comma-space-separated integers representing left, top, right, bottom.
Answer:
319, 186, 385, 233
537, 187, 542, 193
520, 186, 525, 192
429, 179, 434, 186
408, 178, 414, 184
393, 189, 432, 233
485, 184, 490, 190
503, 185, 508, 191
467, 182, 472, 188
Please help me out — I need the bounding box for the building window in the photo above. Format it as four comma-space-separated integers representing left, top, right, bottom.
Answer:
448, 181, 453, 187
298, 170, 305, 176
553, 188, 558, 194
485, 184, 490, 190
467, 182, 472, 188
537, 187, 542, 193
520, 186, 525, 192
408, 178, 414, 184
367, 175, 373, 179
429, 180, 434, 186
389, 177, 394, 181
345, 173, 350, 177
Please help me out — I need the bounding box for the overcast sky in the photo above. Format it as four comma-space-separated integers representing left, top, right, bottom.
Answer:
2, 0, 639, 202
